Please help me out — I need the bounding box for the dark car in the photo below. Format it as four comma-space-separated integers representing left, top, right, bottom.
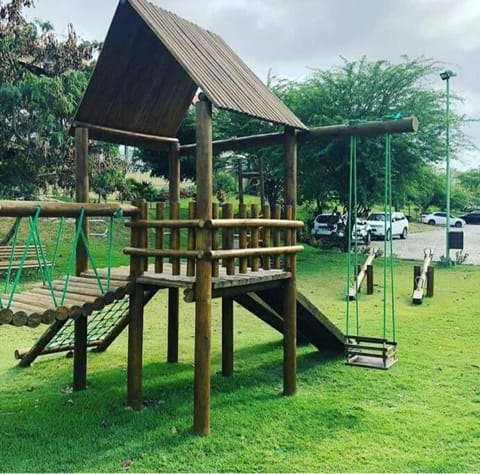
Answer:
460, 210, 480, 224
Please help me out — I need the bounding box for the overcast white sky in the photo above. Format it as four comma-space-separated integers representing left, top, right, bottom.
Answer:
26, 0, 480, 170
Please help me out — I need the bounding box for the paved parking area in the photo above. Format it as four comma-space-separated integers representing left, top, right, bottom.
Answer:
385, 225, 480, 265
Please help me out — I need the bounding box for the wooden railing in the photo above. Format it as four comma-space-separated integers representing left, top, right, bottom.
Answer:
124, 201, 304, 277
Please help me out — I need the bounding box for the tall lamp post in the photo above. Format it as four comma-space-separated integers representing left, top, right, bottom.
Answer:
440, 69, 456, 266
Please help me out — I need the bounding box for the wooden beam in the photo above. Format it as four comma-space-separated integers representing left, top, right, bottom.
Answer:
283, 128, 297, 397
179, 117, 419, 156
73, 127, 89, 392
194, 95, 213, 436
222, 296, 234, 377
73, 121, 178, 152
0, 201, 138, 218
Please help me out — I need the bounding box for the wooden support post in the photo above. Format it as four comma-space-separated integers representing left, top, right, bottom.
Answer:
187, 202, 197, 277
222, 296, 234, 377
194, 95, 213, 435
259, 156, 266, 210
283, 126, 297, 396
73, 126, 89, 392
412, 249, 433, 304
427, 267, 434, 297
168, 143, 181, 363
366, 265, 374, 295
127, 200, 147, 410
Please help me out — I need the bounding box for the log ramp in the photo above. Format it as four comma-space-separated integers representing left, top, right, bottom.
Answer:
0, 275, 134, 329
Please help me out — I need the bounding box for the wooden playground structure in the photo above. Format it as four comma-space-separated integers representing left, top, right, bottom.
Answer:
0, 0, 419, 435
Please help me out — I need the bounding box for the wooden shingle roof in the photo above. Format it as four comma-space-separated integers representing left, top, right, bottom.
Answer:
74, 0, 306, 147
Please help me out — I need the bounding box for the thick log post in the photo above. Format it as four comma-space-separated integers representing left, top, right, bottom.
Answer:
283, 127, 297, 396
127, 199, 147, 410
168, 142, 180, 363
222, 296, 234, 377
73, 126, 89, 392
262, 205, 271, 270
194, 95, 213, 435
238, 204, 248, 273
427, 267, 434, 297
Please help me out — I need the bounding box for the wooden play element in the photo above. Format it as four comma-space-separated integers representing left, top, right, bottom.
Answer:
234, 289, 344, 352
14, 289, 157, 366
412, 249, 434, 305
345, 335, 397, 370
348, 247, 380, 300
0, 0, 420, 436
0, 244, 50, 272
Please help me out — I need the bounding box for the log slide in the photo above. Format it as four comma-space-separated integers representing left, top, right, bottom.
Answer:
234, 288, 345, 353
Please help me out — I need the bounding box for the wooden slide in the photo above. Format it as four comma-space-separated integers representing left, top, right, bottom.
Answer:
234, 288, 345, 353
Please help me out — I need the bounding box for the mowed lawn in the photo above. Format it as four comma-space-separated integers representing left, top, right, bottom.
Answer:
0, 244, 479, 472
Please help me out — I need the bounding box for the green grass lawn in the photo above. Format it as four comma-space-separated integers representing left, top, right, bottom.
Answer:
0, 237, 479, 472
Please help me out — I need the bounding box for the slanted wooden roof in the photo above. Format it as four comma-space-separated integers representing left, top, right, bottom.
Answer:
74, 0, 306, 148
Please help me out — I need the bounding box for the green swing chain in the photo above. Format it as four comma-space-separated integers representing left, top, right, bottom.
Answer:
3, 217, 21, 295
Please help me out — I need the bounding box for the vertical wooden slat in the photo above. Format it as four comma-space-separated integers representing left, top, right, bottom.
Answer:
238, 204, 248, 274
250, 204, 260, 272
259, 156, 266, 210
262, 205, 271, 270
272, 204, 281, 269
283, 126, 297, 397
211, 202, 219, 277
194, 95, 213, 435
223, 203, 234, 275
141, 201, 149, 272
222, 296, 234, 377
73, 126, 89, 392
170, 201, 180, 275
155, 202, 164, 273
187, 201, 197, 277
127, 199, 147, 409
237, 157, 244, 205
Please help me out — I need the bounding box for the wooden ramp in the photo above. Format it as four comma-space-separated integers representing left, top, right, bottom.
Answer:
234, 289, 345, 353
0, 275, 134, 328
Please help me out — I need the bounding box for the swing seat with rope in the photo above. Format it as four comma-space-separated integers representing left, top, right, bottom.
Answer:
345, 335, 397, 370
345, 126, 398, 370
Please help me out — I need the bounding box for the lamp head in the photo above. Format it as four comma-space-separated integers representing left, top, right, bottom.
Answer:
440, 70, 456, 80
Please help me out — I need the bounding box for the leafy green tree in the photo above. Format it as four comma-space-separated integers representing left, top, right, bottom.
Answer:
0, 0, 103, 198
456, 168, 480, 208
275, 56, 471, 213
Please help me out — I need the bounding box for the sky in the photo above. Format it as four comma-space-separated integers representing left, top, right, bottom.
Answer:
25, 0, 480, 170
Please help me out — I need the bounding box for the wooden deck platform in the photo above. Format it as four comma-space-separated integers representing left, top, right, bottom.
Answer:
87, 263, 292, 303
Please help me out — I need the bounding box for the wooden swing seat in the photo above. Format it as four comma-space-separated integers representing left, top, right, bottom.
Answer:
345, 335, 397, 370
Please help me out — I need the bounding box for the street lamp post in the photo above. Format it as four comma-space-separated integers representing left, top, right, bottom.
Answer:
440, 69, 456, 266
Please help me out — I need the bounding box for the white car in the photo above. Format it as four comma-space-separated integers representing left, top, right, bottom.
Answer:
311, 213, 371, 245
365, 211, 409, 240
421, 212, 465, 228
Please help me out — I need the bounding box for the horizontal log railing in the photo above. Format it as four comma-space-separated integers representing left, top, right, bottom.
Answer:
0, 201, 139, 218
125, 201, 304, 278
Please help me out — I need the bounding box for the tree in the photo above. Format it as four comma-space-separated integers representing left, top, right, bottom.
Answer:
274, 56, 471, 213
456, 168, 480, 209
0, 0, 105, 198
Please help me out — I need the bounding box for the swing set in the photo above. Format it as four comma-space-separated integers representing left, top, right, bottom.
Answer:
345, 123, 398, 370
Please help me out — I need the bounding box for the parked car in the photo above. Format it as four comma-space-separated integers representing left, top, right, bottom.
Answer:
459, 210, 480, 224
311, 213, 371, 245
311, 213, 344, 240
421, 212, 465, 227
364, 211, 409, 240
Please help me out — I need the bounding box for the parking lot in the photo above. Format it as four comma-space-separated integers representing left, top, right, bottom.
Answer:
388, 224, 480, 265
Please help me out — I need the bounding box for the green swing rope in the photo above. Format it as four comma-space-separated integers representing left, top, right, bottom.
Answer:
346, 135, 360, 335
383, 133, 396, 341
3, 217, 21, 294
50, 217, 65, 273
346, 128, 397, 342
